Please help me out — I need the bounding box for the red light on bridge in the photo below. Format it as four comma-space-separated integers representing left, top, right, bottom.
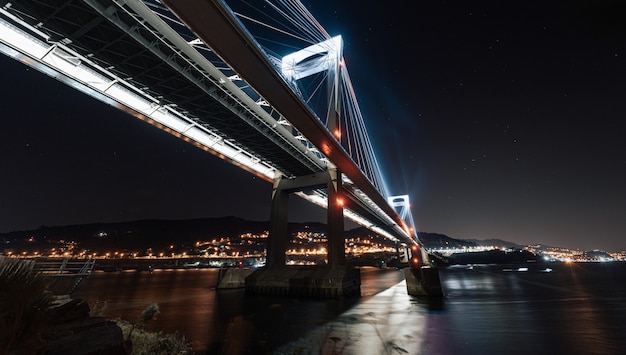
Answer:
336, 197, 345, 207
321, 143, 332, 155
334, 129, 341, 138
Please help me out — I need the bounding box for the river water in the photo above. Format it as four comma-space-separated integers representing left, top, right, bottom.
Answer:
72, 262, 626, 354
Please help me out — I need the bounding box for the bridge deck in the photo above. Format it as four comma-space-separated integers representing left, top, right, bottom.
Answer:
3, 0, 317, 177
1, 0, 414, 244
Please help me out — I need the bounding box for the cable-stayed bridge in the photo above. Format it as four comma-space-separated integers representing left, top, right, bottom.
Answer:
1, 0, 440, 296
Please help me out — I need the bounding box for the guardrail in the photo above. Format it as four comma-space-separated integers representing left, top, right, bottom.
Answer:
33, 258, 96, 275
33, 258, 96, 295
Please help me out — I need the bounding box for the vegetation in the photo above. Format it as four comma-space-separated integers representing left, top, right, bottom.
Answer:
118, 303, 192, 354
0, 256, 55, 354
1, 257, 192, 354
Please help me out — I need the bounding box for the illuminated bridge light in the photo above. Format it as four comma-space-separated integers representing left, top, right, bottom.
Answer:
0, 11, 280, 181
0, 0, 419, 246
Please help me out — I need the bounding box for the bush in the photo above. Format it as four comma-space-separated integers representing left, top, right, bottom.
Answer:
0, 257, 55, 354
116, 318, 192, 355
115, 303, 192, 354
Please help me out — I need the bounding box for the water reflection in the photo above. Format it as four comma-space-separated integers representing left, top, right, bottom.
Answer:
73, 267, 404, 352
73, 263, 626, 354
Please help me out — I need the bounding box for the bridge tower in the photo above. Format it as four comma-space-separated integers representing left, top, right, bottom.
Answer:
388, 195, 422, 264
245, 36, 359, 297
387, 195, 443, 296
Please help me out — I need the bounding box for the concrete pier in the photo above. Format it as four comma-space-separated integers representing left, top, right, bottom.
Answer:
249, 170, 361, 298
216, 268, 255, 289
404, 266, 443, 296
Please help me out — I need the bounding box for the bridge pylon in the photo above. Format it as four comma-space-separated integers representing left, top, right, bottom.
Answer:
246, 169, 360, 298
387, 195, 424, 263
387, 195, 443, 296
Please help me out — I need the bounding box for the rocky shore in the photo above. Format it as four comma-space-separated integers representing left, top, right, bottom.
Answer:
41, 297, 127, 355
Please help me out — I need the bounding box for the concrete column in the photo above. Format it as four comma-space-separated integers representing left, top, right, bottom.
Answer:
266, 175, 289, 268
265, 171, 345, 268
326, 169, 345, 267
247, 171, 359, 298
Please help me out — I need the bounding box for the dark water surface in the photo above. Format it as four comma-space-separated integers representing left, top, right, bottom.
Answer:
431, 262, 626, 355
73, 263, 626, 354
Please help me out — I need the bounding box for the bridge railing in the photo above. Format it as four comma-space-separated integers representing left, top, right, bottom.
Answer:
33, 258, 96, 277
32, 258, 96, 295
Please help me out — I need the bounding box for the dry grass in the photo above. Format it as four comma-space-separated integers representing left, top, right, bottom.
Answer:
0, 257, 55, 354
116, 317, 192, 355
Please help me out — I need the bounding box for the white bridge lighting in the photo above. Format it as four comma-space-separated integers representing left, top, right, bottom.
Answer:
1, 0, 420, 246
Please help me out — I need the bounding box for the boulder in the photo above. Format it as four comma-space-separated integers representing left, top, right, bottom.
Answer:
42, 298, 127, 354
42, 320, 126, 355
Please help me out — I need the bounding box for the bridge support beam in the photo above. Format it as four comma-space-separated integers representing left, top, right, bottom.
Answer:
246, 170, 360, 297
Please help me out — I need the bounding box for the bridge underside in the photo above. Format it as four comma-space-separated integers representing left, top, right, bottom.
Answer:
0, 0, 316, 177
1, 0, 416, 242
1, 0, 442, 297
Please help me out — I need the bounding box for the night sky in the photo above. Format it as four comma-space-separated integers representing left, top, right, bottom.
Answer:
1, 0, 625, 251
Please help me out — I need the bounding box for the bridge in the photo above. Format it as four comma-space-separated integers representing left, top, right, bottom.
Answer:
0, 0, 440, 296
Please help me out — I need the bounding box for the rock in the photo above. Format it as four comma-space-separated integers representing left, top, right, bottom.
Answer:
49, 298, 91, 324
42, 320, 127, 355
42, 298, 127, 354
48, 316, 107, 336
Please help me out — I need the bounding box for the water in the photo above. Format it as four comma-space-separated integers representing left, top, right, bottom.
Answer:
430, 263, 626, 355
72, 263, 626, 354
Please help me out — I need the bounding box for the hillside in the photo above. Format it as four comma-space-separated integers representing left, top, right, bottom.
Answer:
0, 216, 327, 251
1, 217, 523, 258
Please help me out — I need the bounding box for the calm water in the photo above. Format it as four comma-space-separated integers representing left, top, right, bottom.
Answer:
72, 262, 626, 354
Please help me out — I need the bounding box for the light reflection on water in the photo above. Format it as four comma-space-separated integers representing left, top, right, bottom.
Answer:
72, 263, 626, 354
73, 267, 404, 353
436, 263, 626, 355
